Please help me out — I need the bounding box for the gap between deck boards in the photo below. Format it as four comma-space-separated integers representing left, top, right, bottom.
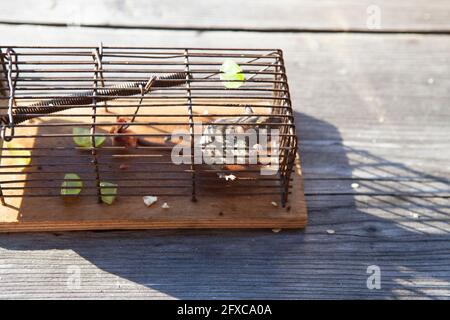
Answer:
2, 21, 450, 35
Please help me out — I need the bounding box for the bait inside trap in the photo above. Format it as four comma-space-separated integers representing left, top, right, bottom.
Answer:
0, 46, 306, 232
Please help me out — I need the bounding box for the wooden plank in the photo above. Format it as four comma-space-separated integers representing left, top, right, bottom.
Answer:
304, 179, 450, 196
0, 0, 450, 32
0, 176, 307, 232
0, 196, 449, 299
0, 26, 449, 299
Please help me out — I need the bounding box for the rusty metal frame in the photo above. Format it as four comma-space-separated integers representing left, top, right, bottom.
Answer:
0, 46, 297, 206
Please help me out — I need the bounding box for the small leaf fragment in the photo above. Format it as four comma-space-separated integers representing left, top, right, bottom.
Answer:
73, 127, 106, 148
220, 59, 245, 89
220, 72, 245, 89
100, 181, 117, 205
61, 173, 83, 196
5, 142, 31, 169
220, 59, 243, 74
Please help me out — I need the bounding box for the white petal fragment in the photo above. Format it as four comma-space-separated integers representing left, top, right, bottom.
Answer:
217, 173, 236, 181
143, 195, 158, 207
162, 202, 170, 209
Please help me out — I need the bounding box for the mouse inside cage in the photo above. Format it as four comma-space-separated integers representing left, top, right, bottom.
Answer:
0, 46, 306, 232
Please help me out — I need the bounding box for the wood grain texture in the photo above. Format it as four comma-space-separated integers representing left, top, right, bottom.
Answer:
1, 0, 450, 32
0, 196, 448, 299
0, 25, 449, 299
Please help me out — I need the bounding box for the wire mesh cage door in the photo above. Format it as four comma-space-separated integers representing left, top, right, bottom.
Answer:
0, 46, 304, 231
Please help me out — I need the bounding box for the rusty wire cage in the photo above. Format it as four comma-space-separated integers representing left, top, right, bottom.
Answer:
0, 46, 297, 209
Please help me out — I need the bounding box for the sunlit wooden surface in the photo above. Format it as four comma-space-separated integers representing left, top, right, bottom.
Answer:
0, 0, 449, 299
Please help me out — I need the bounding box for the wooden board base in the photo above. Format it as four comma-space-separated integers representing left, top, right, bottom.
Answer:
0, 101, 307, 232
0, 170, 306, 232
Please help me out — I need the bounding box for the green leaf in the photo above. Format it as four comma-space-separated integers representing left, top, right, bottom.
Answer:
220, 59, 243, 74
100, 181, 117, 205
220, 59, 245, 89
61, 173, 83, 196
220, 72, 246, 89
5, 142, 31, 168
73, 127, 106, 148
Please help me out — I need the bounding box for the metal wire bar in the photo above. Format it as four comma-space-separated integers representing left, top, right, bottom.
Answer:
1, 184, 290, 190
185, 49, 197, 202
0, 104, 293, 112
0, 169, 275, 174
0, 177, 291, 183
1, 48, 18, 141
4, 133, 297, 139
0, 95, 289, 101
91, 48, 102, 202
9, 87, 287, 93
275, 50, 296, 207
1, 192, 290, 198
95, 43, 109, 112
0, 137, 4, 205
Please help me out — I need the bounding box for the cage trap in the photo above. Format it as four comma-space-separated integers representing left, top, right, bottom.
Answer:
0, 46, 306, 232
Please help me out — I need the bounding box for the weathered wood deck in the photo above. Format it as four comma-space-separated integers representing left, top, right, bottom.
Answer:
0, 0, 449, 299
